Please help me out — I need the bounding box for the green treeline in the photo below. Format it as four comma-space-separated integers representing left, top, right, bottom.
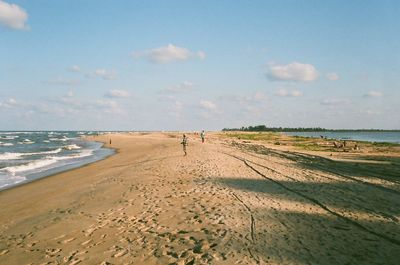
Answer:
221, 125, 400, 132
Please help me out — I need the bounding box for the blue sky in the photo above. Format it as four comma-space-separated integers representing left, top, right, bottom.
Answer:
1, 0, 399, 130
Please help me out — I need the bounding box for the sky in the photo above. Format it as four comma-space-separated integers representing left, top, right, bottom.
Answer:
0, 0, 399, 131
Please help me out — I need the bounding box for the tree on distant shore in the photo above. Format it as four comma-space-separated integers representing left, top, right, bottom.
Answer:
222, 125, 325, 132
221, 125, 399, 132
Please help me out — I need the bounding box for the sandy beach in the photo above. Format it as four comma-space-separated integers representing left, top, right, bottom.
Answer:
0, 132, 399, 265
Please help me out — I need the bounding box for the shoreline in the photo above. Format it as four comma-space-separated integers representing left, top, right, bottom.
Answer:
0, 137, 115, 192
1, 132, 399, 264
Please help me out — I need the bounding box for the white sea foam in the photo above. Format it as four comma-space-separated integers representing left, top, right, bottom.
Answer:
63, 144, 81, 150
48, 132, 61, 135
0, 135, 19, 140
18, 140, 35, 144
40, 148, 63, 154
43, 140, 50, 143
1, 149, 94, 174
0, 132, 32, 135
65, 137, 78, 140
1, 143, 14, 146
74, 149, 93, 158
49, 138, 68, 142
0, 153, 23, 160
3, 158, 59, 174
0, 148, 62, 161
0, 175, 26, 189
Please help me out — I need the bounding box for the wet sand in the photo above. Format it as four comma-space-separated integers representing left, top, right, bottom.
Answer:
0, 132, 399, 264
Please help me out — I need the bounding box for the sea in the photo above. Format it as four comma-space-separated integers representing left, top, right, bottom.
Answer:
283, 131, 400, 144
0, 131, 114, 190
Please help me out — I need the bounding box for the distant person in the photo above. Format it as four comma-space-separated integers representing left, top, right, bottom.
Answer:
200, 130, 205, 143
109, 139, 112, 145
181, 134, 188, 156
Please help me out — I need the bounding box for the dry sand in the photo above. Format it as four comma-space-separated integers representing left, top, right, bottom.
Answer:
0, 132, 399, 265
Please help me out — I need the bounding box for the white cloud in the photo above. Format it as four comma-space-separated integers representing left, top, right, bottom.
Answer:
274, 88, 303, 97
219, 91, 268, 104
197, 51, 206, 60
320, 98, 351, 106
105, 89, 130, 98
6, 98, 16, 105
95, 99, 118, 108
0, 0, 28, 30
49, 93, 126, 115
58, 96, 81, 107
157, 95, 184, 118
326, 72, 339, 81
0, 98, 17, 108
364, 91, 383, 97
51, 92, 81, 107
132, 44, 206, 64
68, 66, 117, 80
95, 99, 123, 114
199, 100, 217, 110
291, 90, 303, 97
267, 62, 318, 82
158, 95, 176, 102
252, 91, 268, 102
65, 91, 74, 98
46, 77, 81, 86
68, 65, 81, 73
159, 81, 194, 94
90, 69, 117, 80
167, 100, 184, 118
361, 109, 381, 115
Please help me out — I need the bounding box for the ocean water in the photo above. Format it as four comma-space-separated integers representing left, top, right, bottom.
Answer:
0, 131, 114, 190
283, 131, 400, 144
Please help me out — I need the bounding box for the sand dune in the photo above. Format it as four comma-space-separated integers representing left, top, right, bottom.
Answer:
0, 132, 399, 264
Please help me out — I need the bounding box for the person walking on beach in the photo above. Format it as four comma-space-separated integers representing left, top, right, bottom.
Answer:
181, 134, 188, 156
200, 130, 205, 143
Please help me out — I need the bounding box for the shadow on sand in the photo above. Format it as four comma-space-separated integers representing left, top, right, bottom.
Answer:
216, 176, 400, 264
234, 142, 400, 183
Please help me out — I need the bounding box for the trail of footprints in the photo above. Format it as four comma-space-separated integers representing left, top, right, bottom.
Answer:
0, 155, 258, 264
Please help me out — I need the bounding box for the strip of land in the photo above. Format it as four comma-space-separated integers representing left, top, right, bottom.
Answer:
0, 132, 399, 265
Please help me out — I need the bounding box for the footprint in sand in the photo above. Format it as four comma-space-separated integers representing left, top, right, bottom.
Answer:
63, 250, 78, 263
27, 241, 39, 247
69, 258, 82, 265
113, 249, 128, 258
62, 237, 76, 244
45, 248, 62, 257
53, 234, 66, 241
84, 227, 97, 237
81, 239, 93, 246
0, 249, 9, 255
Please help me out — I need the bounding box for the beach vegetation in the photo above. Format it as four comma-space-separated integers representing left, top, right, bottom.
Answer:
371, 142, 398, 147
223, 132, 279, 141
